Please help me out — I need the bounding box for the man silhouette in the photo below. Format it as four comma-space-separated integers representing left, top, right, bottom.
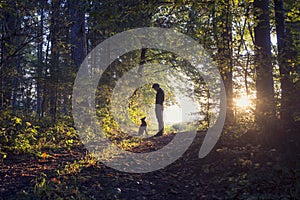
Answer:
152, 83, 164, 137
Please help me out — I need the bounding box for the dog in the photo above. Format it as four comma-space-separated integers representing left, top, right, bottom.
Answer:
138, 117, 148, 136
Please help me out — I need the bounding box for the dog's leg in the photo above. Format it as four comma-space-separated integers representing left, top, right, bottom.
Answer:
138, 127, 143, 136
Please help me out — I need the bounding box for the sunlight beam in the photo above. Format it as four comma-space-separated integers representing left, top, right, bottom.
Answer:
235, 96, 251, 109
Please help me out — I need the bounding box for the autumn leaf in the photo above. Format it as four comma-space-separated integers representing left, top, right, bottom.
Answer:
50, 177, 57, 183
50, 177, 61, 184
41, 152, 47, 158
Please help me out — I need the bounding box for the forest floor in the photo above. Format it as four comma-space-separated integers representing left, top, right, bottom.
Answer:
1, 131, 300, 199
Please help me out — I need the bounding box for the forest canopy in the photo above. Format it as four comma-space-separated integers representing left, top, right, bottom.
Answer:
0, 0, 299, 132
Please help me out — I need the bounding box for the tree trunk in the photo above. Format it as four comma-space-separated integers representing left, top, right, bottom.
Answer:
284, 0, 300, 127
1, 0, 17, 109
216, 0, 234, 123
69, 0, 87, 115
49, 0, 60, 120
70, 0, 87, 69
253, 0, 276, 132
274, 0, 293, 126
137, 48, 147, 74
36, 1, 45, 117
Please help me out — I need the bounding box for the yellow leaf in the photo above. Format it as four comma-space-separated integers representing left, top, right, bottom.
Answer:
13, 117, 22, 125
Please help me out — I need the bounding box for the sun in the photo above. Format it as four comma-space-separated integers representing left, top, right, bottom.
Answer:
235, 95, 251, 109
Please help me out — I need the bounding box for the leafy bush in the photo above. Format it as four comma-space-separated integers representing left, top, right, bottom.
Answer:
0, 111, 80, 158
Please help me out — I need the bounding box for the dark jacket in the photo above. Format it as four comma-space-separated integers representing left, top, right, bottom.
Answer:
155, 88, 164, 105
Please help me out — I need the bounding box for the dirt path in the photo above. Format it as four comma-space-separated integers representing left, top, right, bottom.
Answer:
1, 132, 299, 199
0, 148, 84, 199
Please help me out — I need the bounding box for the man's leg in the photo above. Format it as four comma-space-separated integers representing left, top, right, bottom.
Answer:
155, 105, 164, 136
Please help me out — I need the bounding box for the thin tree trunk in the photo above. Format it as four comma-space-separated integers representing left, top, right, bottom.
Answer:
11, 10, 22, 113
49, 0, 60, 120
36, 2, 44, 117
137, 48, 147, 74
216, 0, 234, 123
12, 53, 21, 112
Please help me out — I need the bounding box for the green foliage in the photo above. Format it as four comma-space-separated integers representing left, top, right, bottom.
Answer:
96, 106, 118, 134
0, 112, 39, 155
0, 111, 80, 158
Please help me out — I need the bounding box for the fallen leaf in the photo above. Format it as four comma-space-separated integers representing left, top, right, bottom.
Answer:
51, 177, 57, 183
41, 152, 47, 158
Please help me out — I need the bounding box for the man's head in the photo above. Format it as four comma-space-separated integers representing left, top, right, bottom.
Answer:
152, 83, 160, 91
141, 117, 146, 122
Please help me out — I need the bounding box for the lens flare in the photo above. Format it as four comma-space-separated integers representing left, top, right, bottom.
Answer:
235, 96, 251, 109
